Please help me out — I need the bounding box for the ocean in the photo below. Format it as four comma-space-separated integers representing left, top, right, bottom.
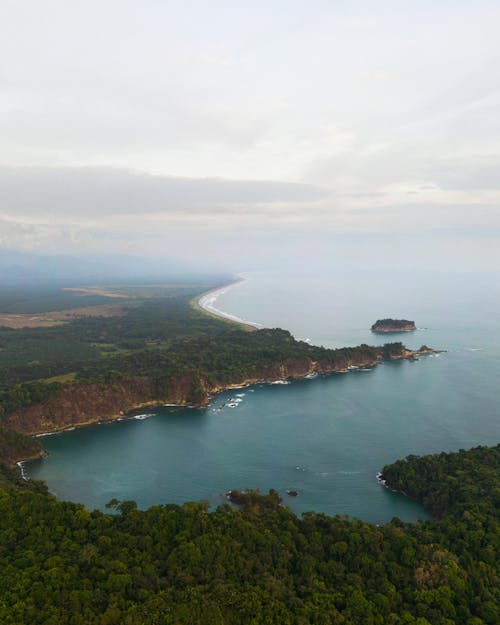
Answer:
27, 266, 500, 524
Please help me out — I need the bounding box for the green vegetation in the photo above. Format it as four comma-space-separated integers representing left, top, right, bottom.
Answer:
0, 444, 496, 624
372, 319, 416, 332
0, 283, 410, 420
0, 381, 63, 420
381, 445, 500, 519
0, 285, 213, 389
0, 426, 43, 467
0, 284, 497, 623
0, 286, 112, 314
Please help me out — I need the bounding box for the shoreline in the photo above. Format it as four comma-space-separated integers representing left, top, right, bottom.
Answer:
15, 345, 442, 477
194, 276, 264, 330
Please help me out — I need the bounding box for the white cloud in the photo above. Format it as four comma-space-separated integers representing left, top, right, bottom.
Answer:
0, 1, 499, 268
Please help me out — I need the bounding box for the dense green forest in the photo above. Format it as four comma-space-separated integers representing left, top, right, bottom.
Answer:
0, 284, 497, 623
0, 284, 217, 389
0, 444, 497, 624
0, 284, 413, 420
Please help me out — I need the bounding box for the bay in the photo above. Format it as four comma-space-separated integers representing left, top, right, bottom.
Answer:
27, 266, 500, 524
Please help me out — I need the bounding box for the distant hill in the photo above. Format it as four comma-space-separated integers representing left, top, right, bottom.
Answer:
0, 250, 230, 286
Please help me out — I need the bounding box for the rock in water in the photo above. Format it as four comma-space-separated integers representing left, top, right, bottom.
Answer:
371, 319, 416, 333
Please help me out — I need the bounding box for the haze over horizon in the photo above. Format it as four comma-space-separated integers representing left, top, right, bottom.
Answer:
1, 1, 499, 273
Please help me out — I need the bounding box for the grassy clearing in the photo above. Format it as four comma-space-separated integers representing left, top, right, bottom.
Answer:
41, 372, 77, 384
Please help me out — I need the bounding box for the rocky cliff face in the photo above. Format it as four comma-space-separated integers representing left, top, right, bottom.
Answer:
3, 347, 435, 440
3, 375, 200, 436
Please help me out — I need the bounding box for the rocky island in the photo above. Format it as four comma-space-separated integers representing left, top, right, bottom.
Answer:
371, 318, 416, 333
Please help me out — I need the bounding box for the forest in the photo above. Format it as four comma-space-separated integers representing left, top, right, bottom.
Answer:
0, 284, 413, 420
0, 284, 497, 623
0, 444, 497, 624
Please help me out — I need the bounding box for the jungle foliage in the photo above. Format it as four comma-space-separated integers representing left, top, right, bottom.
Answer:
0, 284, 395, 418
0, 284, 497, 624
0, 445, 497, 624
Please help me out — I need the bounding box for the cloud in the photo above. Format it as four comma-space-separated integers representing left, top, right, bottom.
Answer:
0, 166, 327, 220
1, 2, 500, 272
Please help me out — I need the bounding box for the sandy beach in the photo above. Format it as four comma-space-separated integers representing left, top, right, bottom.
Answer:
196, 278, 264, 329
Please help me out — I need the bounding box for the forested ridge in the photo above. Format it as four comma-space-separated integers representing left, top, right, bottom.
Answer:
0, 284, 428, 429
0, 444, 497, 624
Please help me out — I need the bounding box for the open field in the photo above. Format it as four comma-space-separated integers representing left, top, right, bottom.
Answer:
0, 303, 129, 329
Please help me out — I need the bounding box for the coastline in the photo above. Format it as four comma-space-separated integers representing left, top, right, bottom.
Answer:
193, 276, 264, 331
4, 278, 443, 476
12, 345, 441, 476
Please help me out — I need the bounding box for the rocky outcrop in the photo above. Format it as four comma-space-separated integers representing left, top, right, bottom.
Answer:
371, 319, 416, 333
225, 489, 282, 511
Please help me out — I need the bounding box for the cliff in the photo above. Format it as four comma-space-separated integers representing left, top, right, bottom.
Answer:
2, 375, 200, 437
371, 319, 416, 333
0, 425, 45, 466
2, 345, 437, 443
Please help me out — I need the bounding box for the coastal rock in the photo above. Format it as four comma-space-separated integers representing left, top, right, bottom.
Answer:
225, 489, 282, 511
371, 319, 416, 333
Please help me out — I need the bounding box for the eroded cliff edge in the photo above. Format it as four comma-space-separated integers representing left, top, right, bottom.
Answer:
3, 344, 437, 446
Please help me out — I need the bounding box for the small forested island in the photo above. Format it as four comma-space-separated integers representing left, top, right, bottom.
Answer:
371, 318, 417, 333
0, 281, 497, 624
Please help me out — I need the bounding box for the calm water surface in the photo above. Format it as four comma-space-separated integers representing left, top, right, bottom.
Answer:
28, 267, 500, 523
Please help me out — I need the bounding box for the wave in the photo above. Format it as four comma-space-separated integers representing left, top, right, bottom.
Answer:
17, 461, 29, 481
376, 471, 386, 486
36, 426, 75, 437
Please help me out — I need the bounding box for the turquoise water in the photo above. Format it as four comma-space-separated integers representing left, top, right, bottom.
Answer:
27, 267, 500, 524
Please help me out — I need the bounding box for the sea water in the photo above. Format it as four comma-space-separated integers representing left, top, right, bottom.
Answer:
27, 266, 500, 524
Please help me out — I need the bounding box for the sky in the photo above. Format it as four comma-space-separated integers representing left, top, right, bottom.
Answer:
1, 1, 499, 272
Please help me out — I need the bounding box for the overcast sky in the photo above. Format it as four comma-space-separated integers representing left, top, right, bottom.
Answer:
1, 1, 499, 270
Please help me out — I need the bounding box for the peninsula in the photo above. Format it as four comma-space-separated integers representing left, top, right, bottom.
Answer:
371, 318, 416, 333
0, 281, 437, 460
